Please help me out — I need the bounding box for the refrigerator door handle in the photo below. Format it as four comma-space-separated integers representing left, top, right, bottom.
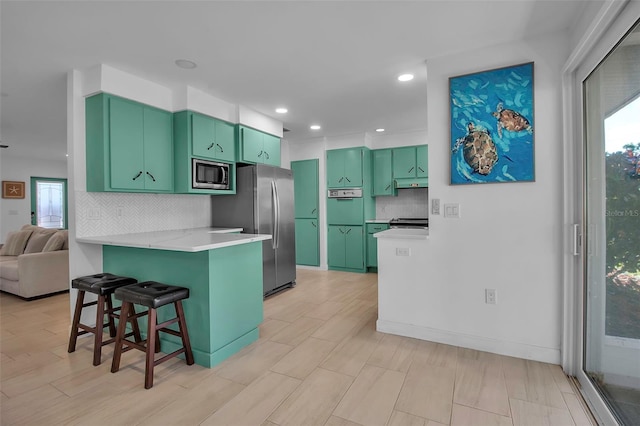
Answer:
272, 180, 279, 249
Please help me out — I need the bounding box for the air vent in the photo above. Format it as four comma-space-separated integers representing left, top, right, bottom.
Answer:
0, 144, 8, 148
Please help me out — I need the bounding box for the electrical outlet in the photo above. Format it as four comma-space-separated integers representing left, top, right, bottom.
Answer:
88, 208, 102, 220
396, 248, 411, 256
485, 289, 497, 304
431, 198, 440, 215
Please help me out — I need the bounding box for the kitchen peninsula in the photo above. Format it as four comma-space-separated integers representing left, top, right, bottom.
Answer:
77, 227, 271, 368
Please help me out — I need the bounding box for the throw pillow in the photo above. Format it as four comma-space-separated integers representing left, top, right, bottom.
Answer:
24, 231, 55, 254
42, 231, 65, 252
0, 230, 34, 256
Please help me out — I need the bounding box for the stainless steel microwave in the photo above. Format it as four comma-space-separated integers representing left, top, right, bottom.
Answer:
192, 158, 230, 190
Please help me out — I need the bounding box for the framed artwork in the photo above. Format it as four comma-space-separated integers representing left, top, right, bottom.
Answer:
2, 181, 25, 199
450, 62, 535, 185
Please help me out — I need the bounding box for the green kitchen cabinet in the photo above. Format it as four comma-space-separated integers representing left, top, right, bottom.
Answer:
372, 149, 396, 196
173, 111, 236, 194
327, 148, 364, 188
328, 225, 364, 271
86, 93, 173, 193
291, 159, 319, 218
392, 145, 428, 178
326, 197, 364, 225
295, 218, 320, 266
237, 125, 281, 166
366, 223, 390, 268
191, 112, 235, 163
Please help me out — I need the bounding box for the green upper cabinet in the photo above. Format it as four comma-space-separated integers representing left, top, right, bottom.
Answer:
392, 145, 428, 178
372, 149, 395, 196
191, 112, 235, 162
86, 93, 173, 193
416, 145, 428, 178
291, 159, 319, 218
173, 111, 236, 195
327, 147, 364, 188
237, 125, 281, 166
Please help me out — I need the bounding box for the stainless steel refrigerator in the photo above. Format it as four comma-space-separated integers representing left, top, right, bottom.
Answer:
211, 164, 296, 297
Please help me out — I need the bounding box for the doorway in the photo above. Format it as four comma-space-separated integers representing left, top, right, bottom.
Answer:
582, 19, 640, 425
30, 177, 68, 229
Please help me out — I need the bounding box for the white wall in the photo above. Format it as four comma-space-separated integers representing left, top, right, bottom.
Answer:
378, 31, 571, 363
0, 154, 67, 242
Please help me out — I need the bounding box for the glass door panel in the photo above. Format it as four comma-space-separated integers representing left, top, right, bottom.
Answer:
583, 19, 640, 425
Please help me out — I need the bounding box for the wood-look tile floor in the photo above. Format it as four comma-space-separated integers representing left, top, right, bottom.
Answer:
0, 269, 597, 426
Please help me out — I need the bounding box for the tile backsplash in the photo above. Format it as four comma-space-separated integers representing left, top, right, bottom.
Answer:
75, 191, 212, 237
375, 188, 428, 219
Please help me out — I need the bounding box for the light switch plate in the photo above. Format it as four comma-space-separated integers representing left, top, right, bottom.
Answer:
444, 203, 460, 218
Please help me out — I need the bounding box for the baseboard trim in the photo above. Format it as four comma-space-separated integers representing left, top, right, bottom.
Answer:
376, 319, 561, 364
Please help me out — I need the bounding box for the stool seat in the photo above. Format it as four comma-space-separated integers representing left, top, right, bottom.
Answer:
115, 281, 189, 308
72, 273, 138, 296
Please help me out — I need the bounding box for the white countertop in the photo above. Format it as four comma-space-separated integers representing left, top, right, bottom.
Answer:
374, 228, 429, 239
76, 227, 272, 252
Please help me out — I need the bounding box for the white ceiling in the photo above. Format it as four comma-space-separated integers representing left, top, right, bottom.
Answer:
1, 1, 598, 161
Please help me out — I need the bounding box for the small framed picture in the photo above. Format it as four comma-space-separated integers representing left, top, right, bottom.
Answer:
2, 181, 25, 199
450, 62, 535, 185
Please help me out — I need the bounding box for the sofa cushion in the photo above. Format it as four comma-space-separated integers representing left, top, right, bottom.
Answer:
24, 230, 56, 254
42, 231, 66, 252
0, 230, 33, 256
0, 255, 18, 263
60, 230, 69, 250
0, 260, 19, 281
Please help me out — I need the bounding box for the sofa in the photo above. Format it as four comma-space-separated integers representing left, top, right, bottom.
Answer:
0, 225, 69, 299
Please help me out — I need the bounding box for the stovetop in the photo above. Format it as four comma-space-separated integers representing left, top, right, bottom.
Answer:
389, 217, 428, 228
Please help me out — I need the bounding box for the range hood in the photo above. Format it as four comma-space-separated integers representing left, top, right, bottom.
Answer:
394, 177, 428, 188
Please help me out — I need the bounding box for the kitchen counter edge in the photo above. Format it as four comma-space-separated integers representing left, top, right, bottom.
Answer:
76, 227, 272, 252
373, 228, 429, 239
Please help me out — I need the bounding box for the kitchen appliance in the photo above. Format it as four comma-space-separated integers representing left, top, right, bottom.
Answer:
389, 217, 429, 229
192, 158, 230, 190
211, 164, 296, 297
327, 188, 363, 198
394, 177, 428, 188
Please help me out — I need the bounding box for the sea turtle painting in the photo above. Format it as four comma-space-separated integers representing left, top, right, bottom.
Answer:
491, 102, 532, 137
453, 123, 498, 176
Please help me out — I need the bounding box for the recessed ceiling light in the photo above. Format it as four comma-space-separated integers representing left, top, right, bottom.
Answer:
375, 128, 385, 133
310, 125, 321, 130
275, 107, 288, 114
398, 73, 414, 82
175, 59, 197, 69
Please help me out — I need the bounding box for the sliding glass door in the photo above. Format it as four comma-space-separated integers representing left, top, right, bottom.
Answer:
582, 19, 640, 425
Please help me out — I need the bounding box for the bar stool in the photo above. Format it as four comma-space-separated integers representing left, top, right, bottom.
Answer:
111, 281, 194, 389
68, 273, 141, 366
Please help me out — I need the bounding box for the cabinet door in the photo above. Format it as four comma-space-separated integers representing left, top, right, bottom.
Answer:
143, 107, 173, 192
292, 159, 319, 218
191, 113, 217, 160
344, 226, 364, 269
239, 126, 264, 163
326, 198, 364, 225
327, 225, 346, 268
326, 150, 345, 188
343, 148, 363, 187
372, 149, 394, 196
393, 146, 416, 178
262, 133, 281, 166
295, 219, 319, 266
366, 223, 389, 267
109, 97, 144, 190
214, 120, 236, 162
416, 145, 428, 178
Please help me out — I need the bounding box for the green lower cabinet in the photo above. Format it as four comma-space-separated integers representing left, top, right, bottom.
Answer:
366, 223, 390, 268
295, 219, 319, 266
328, 225, 365, 272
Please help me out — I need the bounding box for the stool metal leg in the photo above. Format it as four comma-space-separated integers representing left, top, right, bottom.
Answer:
175, 301, 194, 365
68, 290, 86, 353
145, 308, 157, 389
